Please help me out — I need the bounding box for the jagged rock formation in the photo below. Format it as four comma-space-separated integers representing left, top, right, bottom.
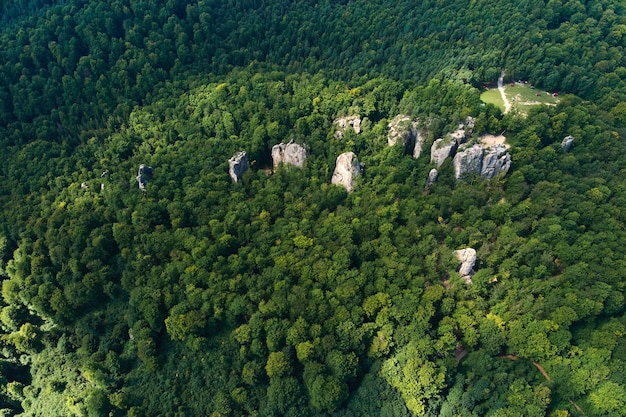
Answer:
334, 116, 361, 139
481, 144, 511, 179
430, 137, 459, 167
137, 164, 153, 192
228, 151, 249, 182
271, 140, 307, 170
331, 152, 363, 192
453, 144, 484, 180
562, 135, 574, 152
454, 248, 476, 284
387, 115, 418, 150
426, 168, 438, 188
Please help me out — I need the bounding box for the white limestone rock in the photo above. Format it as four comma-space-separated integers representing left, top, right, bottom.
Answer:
331, 152, 363, 193
454, 248, 476, 284
271, 141, 307, 170
228, 151, 249, 182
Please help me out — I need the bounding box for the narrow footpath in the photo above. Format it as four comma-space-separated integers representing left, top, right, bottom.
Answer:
498, 70, 512, 114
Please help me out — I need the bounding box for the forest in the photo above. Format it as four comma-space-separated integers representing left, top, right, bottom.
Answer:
1, 0, 626, 416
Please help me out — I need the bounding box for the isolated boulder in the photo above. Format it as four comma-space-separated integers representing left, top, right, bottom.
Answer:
137, 164, 153, 192
561, 135, 574, 152
334, 116, 361, 139
430, 137, 459, 167
387, 114, 417, 149
426, 168, 438, 188
228, 151, 249, 182
272, 141, 307, 170
331, 152, 363, 192
454, 248, 476, 284
481, 145, 511, 179
453, 144, 484, 180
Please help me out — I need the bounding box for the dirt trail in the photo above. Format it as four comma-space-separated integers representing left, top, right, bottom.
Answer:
498, 70, 511, 114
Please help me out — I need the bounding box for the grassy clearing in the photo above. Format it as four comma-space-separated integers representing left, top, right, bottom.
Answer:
480, 89, 504, 109
481, 83, 560, 115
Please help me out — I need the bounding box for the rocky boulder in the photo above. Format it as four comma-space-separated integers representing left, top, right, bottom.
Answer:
334, 116, 361, 139
430, 137, 459, 167
561, 135, 574, 152
228, 151, 249, 182
481, 144, 511, 179
331, 152, 363, 192
426, 168, 438, 188
387, 114, 417, 149
272, 141, 307, 170
454, 248, 476, 284
137, 164, 153, 192
453, 144, 484, 180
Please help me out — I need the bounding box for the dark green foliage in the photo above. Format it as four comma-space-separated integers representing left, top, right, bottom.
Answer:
1, 0, 626, 416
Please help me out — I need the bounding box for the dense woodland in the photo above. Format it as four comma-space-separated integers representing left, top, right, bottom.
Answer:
1, 0, 626, 416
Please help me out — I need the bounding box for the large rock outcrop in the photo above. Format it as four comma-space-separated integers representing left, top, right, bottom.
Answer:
453, 144, 484, 180
454, 248, 476, 284
387, 115, 418, 150
430, 137, 459, 167
481, 144, 511, 179
228, 151, 249, 182
272, 141, 307, 170
451, 143, 511, 180
331, 152, 363, 192
334, 116, 361, 139
561, 135, 574, 152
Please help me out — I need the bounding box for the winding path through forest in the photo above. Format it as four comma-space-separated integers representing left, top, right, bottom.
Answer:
498, 70, 512, 114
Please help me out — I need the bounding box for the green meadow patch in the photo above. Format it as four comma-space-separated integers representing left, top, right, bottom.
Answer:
481, 83, 560, 115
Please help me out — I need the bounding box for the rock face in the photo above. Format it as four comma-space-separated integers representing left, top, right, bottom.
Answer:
453, 144, 484, 180
271, 141, 307, 170
228, 151, 249, 182
430, 137, 459, 167
481, 144, 511, 179
331, 152, 363, 192
454, 248, 476, 284
426, 168, 438, 188
387, 114, 417, 149
137, 164, 153, 192
451, 143, 511, 180
334, 116, 361, 139
561, 135, 574, 152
